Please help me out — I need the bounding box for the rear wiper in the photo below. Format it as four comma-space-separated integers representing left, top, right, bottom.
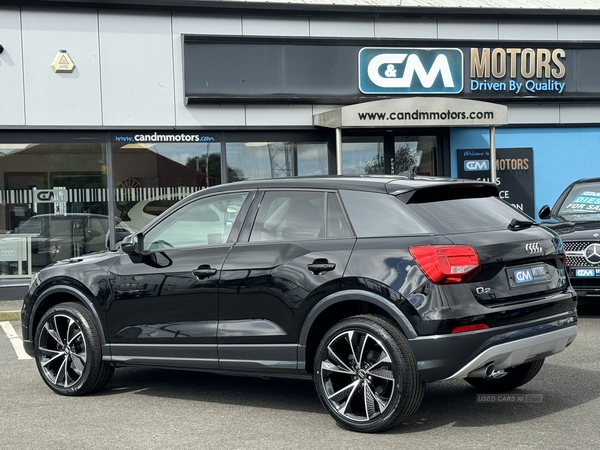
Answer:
507, 218, 536, 231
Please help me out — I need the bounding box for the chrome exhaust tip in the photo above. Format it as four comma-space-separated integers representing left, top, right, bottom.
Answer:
467, 363, 496, 378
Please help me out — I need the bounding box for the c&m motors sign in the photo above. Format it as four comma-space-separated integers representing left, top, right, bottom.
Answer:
359, 48, 464, 95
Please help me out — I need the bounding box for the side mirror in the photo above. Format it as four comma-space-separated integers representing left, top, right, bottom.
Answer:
84, 229, 102, 242
538, 205, 552, 220
121, 233, 144, 255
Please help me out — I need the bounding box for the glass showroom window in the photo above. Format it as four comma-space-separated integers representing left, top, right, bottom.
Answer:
0, 141, 108, 278
111, 133, 222, 233
342, 136, 385, 175
394, 135, 436, 176
225, 139, 329, 181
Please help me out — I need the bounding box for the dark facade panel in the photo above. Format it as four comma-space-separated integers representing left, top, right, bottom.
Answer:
184, 36, 600, 104
183, 39, 363, 104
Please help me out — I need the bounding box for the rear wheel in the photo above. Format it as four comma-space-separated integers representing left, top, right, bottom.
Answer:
34, 302, 114, 396
465, 359, 545, 392
313, 315, 424, 433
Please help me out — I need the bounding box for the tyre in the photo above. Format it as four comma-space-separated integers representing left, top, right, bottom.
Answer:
313, 314, 424, 433
464, 359, 545, 392
34, 302, 114, 396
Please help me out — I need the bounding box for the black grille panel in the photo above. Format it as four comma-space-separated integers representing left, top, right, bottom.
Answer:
570, 279, 600, 290
564, 240, 600, 267
567, 255, 591, 267
564, 241, 591, 252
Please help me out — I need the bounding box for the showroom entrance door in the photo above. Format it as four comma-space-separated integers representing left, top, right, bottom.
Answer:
313, 97, 508, 179
340, 130, 444, 176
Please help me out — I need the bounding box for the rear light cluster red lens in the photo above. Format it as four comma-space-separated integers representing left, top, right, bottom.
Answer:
409, 245, 481, 284
451, 324, 490, 333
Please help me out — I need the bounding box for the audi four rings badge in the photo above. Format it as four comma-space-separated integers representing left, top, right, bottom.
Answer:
525, 243, 543, 254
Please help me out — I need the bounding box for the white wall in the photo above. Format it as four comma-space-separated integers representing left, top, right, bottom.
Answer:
1, 7, 600, 128
21, 9, 102, 126
99, 11, 175, 126
0, 8, 26, 125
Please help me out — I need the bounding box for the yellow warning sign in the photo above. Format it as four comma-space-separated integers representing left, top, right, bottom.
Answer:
51, 50, 76, 73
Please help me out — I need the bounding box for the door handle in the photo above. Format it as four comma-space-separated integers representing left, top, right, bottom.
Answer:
192, 265, 218, 279
307, 259, 336, 275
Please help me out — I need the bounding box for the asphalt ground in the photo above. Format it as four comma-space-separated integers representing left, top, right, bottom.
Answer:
1, 303, 599, 449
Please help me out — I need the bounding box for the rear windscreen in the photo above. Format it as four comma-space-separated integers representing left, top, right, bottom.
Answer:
407, 196, 532, 234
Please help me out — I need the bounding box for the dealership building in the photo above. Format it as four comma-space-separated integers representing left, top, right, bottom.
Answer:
1, 0, 600, 287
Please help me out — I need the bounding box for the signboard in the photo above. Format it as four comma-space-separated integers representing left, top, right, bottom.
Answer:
33, 188, 66, 203
457, 148, 534, 217
0, 236, 28, 263
314, 97, 507, 128
358, 48, 464, 95
32, 187, 67, 216
183, 36, 600, 104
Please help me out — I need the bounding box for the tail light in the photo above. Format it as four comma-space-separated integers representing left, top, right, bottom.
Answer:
451, 324, 490, 333
409, 245, 481, 284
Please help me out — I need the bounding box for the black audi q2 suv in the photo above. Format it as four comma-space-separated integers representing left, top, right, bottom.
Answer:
22, 176, 577, 433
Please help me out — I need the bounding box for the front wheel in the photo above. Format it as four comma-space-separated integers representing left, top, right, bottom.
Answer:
313, 315, 424, 433
34, 302, 114, 396
464, 359, 545, 392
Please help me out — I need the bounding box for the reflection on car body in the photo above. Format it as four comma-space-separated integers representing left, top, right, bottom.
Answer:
0, 213, 131, 274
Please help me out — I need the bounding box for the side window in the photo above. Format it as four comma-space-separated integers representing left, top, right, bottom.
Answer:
143, 192, 248, 250
250, 191, 352, 242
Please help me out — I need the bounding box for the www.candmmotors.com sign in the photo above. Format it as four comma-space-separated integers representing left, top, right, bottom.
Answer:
359, 48, 464, 95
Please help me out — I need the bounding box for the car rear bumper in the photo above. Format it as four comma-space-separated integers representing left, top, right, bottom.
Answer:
443, 325, 577, 380
409, 311, 577, 383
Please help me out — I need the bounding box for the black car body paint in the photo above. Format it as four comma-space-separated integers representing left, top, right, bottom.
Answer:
21, 176, 577, 431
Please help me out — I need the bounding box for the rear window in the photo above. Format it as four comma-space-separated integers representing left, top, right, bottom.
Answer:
340, 190, 433, 237
407, 196, 531, 234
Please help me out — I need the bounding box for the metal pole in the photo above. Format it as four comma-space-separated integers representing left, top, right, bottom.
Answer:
206, 143, 210, 188
220, 134, 228, 184
489, 126, 497, 186
335, 128, 342, 175
105, 135, 117, 250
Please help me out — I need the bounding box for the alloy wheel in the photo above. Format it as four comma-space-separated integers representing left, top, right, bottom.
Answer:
320, 329, 397, 422
37, 314, 88, 388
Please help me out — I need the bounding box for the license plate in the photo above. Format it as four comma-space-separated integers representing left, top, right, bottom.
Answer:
572, 268, 600, 277
507, 265, 550, 288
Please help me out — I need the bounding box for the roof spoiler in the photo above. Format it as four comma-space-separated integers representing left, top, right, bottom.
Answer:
393, 183, 500, 204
